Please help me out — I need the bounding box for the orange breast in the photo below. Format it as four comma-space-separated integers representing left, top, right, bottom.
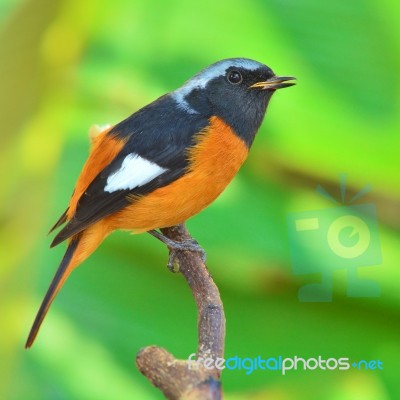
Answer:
107, 116, 249, 232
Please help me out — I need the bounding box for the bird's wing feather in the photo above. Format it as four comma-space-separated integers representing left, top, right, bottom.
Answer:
51, 95, 210, 246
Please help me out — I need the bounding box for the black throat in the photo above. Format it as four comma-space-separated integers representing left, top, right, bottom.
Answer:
185, 84, 274, 148
216, 92, 272, 148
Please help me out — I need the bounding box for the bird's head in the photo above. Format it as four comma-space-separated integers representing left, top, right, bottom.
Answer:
172, 58, 295, 147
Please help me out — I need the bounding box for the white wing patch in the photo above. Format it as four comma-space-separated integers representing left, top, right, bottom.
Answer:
104, 153, 167, 193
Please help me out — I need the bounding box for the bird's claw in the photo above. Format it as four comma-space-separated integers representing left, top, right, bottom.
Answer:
166, 238, 206, 272
148, 230, 206, 272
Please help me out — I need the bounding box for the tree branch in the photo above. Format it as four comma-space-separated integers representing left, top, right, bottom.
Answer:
136, 224, 225, 399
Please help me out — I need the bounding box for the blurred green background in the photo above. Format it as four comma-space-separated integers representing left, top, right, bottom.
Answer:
1, 0, 399, 399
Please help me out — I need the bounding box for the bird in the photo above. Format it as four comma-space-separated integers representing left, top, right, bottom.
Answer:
25, 58, 295, 348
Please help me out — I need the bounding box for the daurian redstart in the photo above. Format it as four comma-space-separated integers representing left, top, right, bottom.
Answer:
26, 58, 295, 347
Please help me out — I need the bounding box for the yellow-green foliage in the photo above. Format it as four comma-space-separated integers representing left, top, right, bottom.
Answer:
1, 0, 399, 399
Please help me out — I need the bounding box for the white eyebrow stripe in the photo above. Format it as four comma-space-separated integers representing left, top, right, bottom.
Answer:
172, 92, 199, 114
104, 153, 167, 193
171, 58, 263, 113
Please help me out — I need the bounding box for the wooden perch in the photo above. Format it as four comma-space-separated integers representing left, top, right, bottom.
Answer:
136, 224, 225, 400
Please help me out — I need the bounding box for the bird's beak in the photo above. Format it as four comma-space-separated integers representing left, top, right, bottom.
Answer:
250, 76, 296, 90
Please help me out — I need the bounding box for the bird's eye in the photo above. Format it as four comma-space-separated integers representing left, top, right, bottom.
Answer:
227, 70, 242, 85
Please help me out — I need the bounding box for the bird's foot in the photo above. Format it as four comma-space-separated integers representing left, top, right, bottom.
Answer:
148, 230, 206, 272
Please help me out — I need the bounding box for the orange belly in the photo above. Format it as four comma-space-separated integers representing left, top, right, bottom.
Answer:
106, 116, 249, 232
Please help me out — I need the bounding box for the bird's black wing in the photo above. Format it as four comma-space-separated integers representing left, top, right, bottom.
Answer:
51, 95, 210, 246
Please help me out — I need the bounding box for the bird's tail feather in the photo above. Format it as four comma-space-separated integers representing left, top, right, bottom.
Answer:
26, 224, 107, 348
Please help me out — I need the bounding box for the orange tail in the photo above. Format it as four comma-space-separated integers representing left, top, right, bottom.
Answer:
25, 223, 108, 348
